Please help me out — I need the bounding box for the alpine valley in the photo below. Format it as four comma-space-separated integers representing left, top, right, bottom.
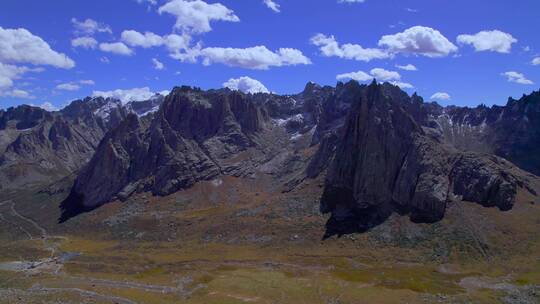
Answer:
1, 80, 540, 304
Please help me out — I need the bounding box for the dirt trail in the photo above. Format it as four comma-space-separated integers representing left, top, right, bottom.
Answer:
0, 200, 65, 258
28, 286, 137, 304
0, 202, 33, 239
7, 200, 48, 238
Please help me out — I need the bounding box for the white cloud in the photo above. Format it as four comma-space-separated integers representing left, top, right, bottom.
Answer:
136, 0, 157, 5
223, 76, 269, 94
0, 63, 42, 99
431, 92, 451, 100
71, 36, 98, 49
121, 30, 164, 48
100, 56, 110, 64
336, 68, 408, 84
336, 70, 372, 82
336, 68, 414, 89
395, 64, 417, 71
92, 87, 157, 104
532, 57, 540, 65
457, 30, 517, 53
311, 33, 390, 62
199, 46, 311, 69
169, 43, 202, 63
119, 30, 192, 60
370, 68, 400, 81
0, 27, 75, 69
0, 63, 31, 89
1, 89, 34, 99
163, 33, 192, 52
338, 0, 366, 3
71, 18, 112, 35
152, 58, 165, 70
502, 71, 534, 85
99, 42, 134, 56
378, 26, 458, 57
79, 79, 95, 85
55, 79, 94, 91
56, 83, 81, 91
158, 0, 240, 34
263, 0, 280, 13
390, 81, 414, 89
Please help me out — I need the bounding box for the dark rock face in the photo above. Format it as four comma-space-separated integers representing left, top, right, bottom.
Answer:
60, 87, 278, 220
319, 82, 535, 237
450, 153, 522, 211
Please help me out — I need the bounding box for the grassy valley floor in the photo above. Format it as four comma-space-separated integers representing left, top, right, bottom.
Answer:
1, 175, 539, 303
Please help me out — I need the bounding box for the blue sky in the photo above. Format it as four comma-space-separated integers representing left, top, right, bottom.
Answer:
0, 0, 539, 110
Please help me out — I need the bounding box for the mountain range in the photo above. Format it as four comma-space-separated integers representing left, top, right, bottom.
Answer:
1, 80, 538, 235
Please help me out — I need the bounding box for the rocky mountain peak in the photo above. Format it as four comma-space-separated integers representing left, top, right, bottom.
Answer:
59, 88, 278, 220
319, 82, 536, 236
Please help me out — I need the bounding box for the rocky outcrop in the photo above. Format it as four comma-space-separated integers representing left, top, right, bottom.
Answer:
319, 81, 535, 236
60, 87, 279, 221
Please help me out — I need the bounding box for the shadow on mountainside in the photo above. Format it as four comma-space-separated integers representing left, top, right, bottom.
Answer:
58, 191, 97, 223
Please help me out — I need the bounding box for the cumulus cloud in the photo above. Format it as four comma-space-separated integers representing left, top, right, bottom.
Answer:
532, 57, 540, 65
152, 58, 165, 70
0, 63, 32, 89
136, 0, 157, 5
0, 27, 75, 69
311, 33, 390, 62
336, 68, 412, 89
223, 76, 270, 94
502, 71, 533, 85
121, 30, 165, 48
163, 33, 192, 51
55, 79, 95, 91
431, 92, 451, 100
457, 30, 517, 53
92, 87, 158, 104
391, 81, 414, 89
56, 83, 81, 91
263, 0, 280, 13
99, 42, 134, 56
378, 26, 458, 57
79, 79, 95, 85
71, 36, 98, 49
370, 68, 401, 81
395, 63, 417, 71
1, 89, 34, 99
199, 46, 311, 69
0, 63, 42, 99
119, 30, 193, 61
336, 70, 372, 82
71, 18, 112, 35
158, 0, 240, 34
